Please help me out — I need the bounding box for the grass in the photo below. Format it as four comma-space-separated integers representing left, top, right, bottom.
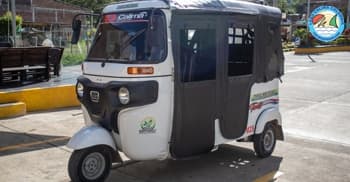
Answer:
61, 52, 86, 66
61, 42, 88, 66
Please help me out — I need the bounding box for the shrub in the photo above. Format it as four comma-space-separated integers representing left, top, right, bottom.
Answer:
61, 52, 86, 66
0, 12, 23, 36
293, 28, 309, 47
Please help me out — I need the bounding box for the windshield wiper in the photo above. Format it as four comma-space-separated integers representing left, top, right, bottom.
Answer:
100, 56, 129, 67
101, 55, 112, 67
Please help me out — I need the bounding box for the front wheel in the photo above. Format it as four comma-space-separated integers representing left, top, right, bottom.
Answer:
68, 145, 112, 182
253, 123, 276, 158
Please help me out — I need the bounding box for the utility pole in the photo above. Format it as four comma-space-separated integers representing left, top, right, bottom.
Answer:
347, 0, 350, 28
306, 0, 311, 46
7, 0, 10, 42
306, 0, 310, 32
10, 0, 16, 47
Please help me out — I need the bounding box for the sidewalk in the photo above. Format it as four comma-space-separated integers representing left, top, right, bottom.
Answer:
0, 109, 349, 182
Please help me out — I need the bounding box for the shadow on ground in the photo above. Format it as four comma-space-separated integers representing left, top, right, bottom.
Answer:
108, 144, 283, 182
0, 131, 69, 157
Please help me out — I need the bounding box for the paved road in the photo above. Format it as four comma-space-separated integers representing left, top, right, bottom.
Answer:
281, 51, 350, 145
1, 51, 350, 181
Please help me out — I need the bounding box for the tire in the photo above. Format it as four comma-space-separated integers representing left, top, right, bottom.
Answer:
253, 123, 276, 158
68, 145, 112, 182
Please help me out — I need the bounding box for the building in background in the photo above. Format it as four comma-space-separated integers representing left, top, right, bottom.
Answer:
0, 0, 91, 47
309, 0, 348, 12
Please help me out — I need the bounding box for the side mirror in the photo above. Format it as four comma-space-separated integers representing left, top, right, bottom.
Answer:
71, 19, 82, 44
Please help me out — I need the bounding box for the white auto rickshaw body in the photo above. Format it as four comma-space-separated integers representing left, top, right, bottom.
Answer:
68, 0, 284, 162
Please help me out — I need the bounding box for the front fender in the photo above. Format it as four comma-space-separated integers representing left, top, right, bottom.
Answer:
255, 107, 284, 140
67, 125, 117, 151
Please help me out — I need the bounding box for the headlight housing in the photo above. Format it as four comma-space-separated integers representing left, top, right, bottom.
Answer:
76, 82, 84, 97
118, 87, 130, 105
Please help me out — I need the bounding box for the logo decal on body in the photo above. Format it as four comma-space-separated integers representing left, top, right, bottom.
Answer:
308, 6, 345, 42
250, 99, 279, 112
251, 89, 278, 102
139, 117, 156, 134
250, 89, 279, 112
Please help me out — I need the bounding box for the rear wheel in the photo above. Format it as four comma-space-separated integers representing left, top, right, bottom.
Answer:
253, 123, 276, 158
68, 145, 112, 182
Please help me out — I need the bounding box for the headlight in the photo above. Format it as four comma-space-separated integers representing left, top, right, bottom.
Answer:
118, 87, 130, 105
77, 82, 84, 97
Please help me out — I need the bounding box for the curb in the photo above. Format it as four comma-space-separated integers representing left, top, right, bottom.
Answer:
0, 85, 80, 118
0, 102, 27, 119
295, 46, 350, 54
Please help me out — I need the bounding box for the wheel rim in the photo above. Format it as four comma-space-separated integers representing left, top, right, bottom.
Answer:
263, 129, 275, 151
81, 152, 106, 180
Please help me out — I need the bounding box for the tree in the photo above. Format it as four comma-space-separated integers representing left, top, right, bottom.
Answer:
0, 12, 23, 37
61, 0, 118, 12
265, 0, 306, 14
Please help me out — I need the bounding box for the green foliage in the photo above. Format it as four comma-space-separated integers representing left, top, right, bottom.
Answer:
278, 0, 293, 13
61, 41, 90, 66
335, 38, 346, 45
335, 37, 350, 45
62, 52, 85, 66
293, 28, 307, 40
266, 0, 306, 14
0, 12, 23, 36
61, 0, 118, 12
293, 28, 311, 47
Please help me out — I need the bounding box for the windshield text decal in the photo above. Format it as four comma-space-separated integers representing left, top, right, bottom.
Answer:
117, 11, 148, 23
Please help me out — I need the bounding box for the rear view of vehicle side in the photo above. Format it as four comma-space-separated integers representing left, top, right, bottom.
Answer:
66, 0, 285, 181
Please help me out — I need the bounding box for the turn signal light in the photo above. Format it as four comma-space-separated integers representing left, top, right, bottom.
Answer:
127, 67, 154, 75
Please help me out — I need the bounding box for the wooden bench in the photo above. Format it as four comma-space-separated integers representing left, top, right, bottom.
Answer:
0, 47, 51, 85
48, 47, 64, 77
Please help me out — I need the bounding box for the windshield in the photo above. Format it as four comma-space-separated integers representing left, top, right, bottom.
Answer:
88, 9, 166, 63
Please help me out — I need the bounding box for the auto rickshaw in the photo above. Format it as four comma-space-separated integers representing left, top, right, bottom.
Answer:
67, 0, 285, 181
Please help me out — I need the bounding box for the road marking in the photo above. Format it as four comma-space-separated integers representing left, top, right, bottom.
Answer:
286, 66, 312, 73
0, 136, 70, 152
253, 170, 284, 182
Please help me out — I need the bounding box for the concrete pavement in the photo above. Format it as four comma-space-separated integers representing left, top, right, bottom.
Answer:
1, 51, 350, 181
1, 109, 349, 182
281, 52, 350, 145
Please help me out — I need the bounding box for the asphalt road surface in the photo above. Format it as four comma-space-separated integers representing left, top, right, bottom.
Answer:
281, 51, 350, 145
1, 51, 350, 182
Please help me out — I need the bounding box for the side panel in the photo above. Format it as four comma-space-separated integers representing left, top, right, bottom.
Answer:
219, 15, 257, 139
240, 78, 280, 139
170, 14, 219, 158
221, 76, 253, 138
214, 79, 281, 144
118, 76, 173, 160
83, 75, 174, 160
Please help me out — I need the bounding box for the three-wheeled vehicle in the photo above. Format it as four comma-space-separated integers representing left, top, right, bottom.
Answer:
67, 0, 285, 181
